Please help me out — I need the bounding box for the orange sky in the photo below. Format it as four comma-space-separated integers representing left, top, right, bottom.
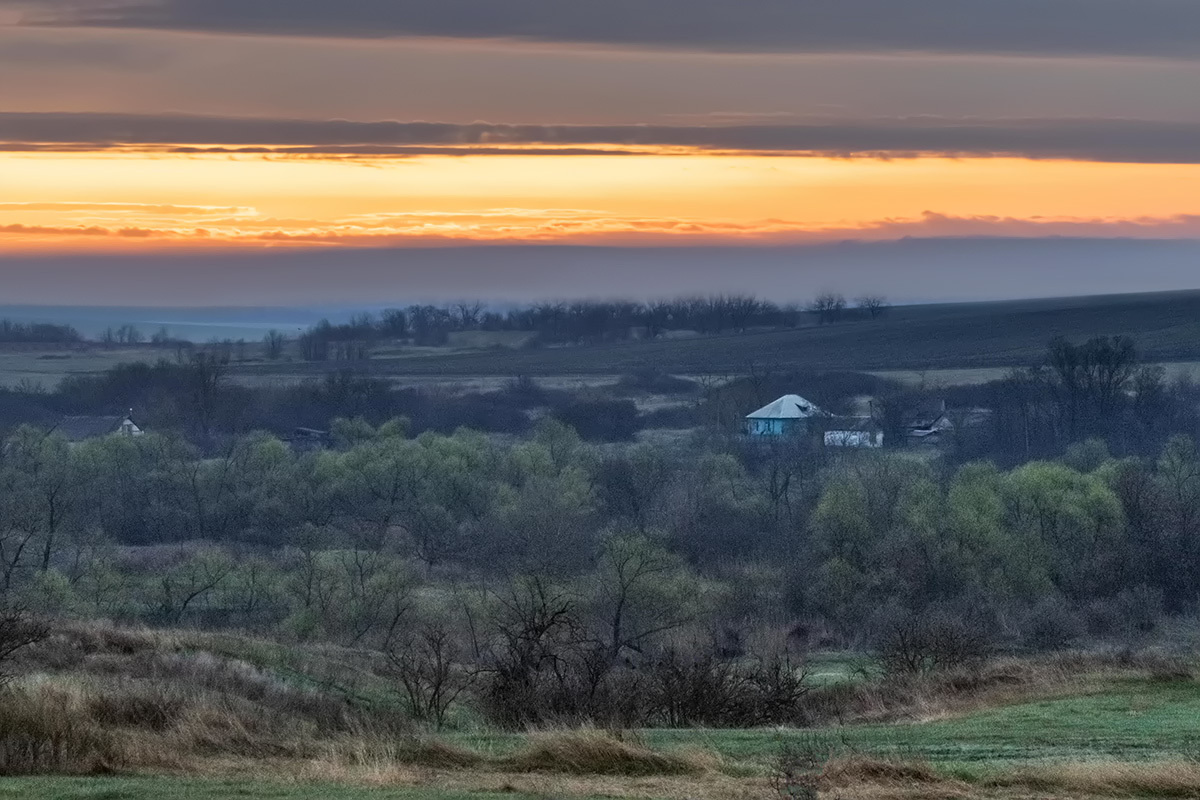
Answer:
6, 150, 1200, 250
3, 5, 1200, 305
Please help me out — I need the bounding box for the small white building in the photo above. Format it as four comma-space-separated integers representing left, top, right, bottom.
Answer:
824, 417, 884, 448
745, 394, 824, 437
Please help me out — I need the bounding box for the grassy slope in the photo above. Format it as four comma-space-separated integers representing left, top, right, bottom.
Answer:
12, 625, 1200, 799
448, 675, 1200, 773
231, 290, 1200, 378
36, 674, 1190, 800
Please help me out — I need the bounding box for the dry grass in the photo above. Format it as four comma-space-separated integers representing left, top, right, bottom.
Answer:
992, 761, 1200, 797
0, 680, 127, 775
501, 728, 720, 776
821, 755, 949, 787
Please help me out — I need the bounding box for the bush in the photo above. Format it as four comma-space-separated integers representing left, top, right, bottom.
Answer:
1022, 600, 1085, 652
552, 399, 640, 441
876, 613, 993, 677
644, 646, 810, 727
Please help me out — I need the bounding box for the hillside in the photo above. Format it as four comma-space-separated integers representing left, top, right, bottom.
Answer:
233, 290, 1200, 380
5, 622, 1200, 800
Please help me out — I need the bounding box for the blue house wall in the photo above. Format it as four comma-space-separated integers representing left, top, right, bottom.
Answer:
746, 418, 808, 437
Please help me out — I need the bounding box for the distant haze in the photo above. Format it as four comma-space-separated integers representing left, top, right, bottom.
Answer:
2, 239, 1199, 312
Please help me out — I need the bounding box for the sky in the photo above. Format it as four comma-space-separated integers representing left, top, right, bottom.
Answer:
3, 1, 1200, 305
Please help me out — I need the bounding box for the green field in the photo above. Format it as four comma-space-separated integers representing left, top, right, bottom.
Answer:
229, 290, 1200, 380
440, 674, 1200, 773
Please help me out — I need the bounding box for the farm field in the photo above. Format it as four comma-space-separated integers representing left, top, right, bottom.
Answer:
4, 290, 1200, 389
228, 289, 1200, 381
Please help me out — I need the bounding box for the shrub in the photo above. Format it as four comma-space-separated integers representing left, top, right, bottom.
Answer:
552, 399, 640, 441
644, 646, 810, 727
876, 613, 993, 677
1022, 600, 1085, 652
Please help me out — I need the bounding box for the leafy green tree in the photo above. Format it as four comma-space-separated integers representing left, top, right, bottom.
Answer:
1003, 462, 1125, 599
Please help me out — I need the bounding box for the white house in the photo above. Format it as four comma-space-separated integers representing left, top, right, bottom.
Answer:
745, 394, 824, 437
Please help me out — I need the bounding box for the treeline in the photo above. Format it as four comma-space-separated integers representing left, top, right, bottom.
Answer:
0, 356, 668, 446
927, 336, 1200, 465
290, 294, 890, 360
0, 419, 1194, 642
0, 319, 81, 344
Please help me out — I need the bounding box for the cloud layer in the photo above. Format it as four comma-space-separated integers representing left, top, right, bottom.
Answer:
10, 0, 1200, 59
7, 206, 1200, 249
8, 111, 1200, 163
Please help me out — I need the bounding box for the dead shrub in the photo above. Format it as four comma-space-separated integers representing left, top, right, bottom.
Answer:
876, 612, 993, 677
645, 646, 810, 727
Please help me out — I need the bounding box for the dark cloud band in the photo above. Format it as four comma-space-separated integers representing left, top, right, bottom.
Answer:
11, 0, 1200, 59
6, 111, 1200, 163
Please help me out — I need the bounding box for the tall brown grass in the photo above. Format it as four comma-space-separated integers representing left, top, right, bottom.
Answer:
992, 761, 1200, 797
0, 680, 125, 775
501, 728, 718, 776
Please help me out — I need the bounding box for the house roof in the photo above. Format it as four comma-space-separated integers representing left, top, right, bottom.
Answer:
53, 415, 131, 442
746, 394, 823, 420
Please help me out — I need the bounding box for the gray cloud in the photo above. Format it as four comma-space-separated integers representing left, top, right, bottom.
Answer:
7, 111, 1200, 163
10, 0, 1200, 59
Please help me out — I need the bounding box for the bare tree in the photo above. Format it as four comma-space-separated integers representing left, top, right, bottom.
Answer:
808, 293, 846, 325
454, 301, 485, 330
727, 295, 764, 332
385, 623, 477, 729
263, 330, 286, 360
855, 295, 890, 320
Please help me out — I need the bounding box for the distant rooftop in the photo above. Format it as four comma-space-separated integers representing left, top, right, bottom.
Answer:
746, 394, 823, 420
52, 415, 139, 442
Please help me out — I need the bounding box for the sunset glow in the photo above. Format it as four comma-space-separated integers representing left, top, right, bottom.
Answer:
6, 150, 1200, 250
4, 2, 1200, 302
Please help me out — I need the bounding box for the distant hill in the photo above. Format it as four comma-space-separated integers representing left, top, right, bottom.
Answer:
232, 289, 1200, 379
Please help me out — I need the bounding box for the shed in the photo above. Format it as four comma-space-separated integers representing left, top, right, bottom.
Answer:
745, 394, 824, 437
824, 417, 884, 448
